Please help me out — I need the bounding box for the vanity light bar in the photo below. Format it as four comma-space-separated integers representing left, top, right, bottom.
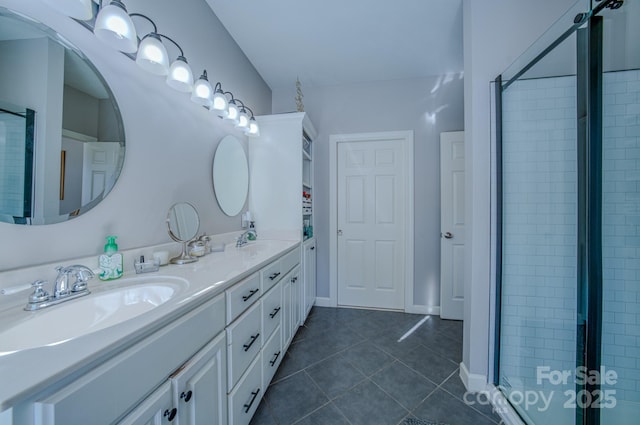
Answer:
48, 0, 259, 136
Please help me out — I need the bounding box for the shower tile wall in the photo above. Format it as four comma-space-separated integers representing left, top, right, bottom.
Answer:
602, 69, 640, 404
500, 75, 577, 398
0, 114, 26, 217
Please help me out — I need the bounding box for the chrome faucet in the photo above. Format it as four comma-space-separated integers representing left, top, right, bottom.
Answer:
236, 228, 257, 247
25, 265, 95, 311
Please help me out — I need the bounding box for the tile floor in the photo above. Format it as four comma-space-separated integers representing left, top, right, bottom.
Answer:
250, 307, 503, 425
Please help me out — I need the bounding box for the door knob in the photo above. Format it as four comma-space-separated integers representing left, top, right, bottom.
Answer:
337, 229, 343, 236
443, 232, 453, 239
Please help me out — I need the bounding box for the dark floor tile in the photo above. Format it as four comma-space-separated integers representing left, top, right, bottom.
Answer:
249, 399, 276, 425
372, 329, 424, 358
333, 379, 409, 425
440, 371, 501, 420
368, 311, 425, 334
396, 344, 458, 386
265, 371, 329, 424
272, 350, 305, 383
412, 389, 498, 425
371, 361, 437, 410
421, 331, 463, 363
306, 353, 366, 399
294, 402, 350, 425
341, 340, 396, 376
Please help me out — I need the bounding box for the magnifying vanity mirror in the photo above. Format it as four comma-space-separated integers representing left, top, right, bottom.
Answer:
166, 202, 200, 264
0, 7, 125, 225
212, 135, 249, 216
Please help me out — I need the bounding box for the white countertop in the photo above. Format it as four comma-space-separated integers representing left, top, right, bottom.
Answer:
0, 239, 299, 411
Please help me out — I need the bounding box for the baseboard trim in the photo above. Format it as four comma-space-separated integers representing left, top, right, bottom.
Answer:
487, 385, 525, 425
459, 362, 487, 392
314, 297, 335, 307
406, 305, 440, 315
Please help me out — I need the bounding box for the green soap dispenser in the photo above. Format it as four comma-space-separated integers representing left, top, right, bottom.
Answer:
99, 236, 123, 280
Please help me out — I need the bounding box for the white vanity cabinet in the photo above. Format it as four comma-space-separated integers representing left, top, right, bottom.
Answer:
282, 266, 302, 348
169, 332, 227, 425
303, 239, 316, 320
26, 294, 225, 425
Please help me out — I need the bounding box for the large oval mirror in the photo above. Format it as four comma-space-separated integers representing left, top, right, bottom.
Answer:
212, 135, 248, 216
0, 8, 125, 225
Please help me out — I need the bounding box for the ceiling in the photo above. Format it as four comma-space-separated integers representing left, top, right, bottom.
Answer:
205, 0, 463, 90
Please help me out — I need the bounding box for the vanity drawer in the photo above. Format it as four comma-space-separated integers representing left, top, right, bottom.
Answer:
226, 301, 262, 390
280, 246, 300, 275
260, 261, 282, 293
226, 272, 261, 324
262, 326, 283, 388
261, 282, 282, 341
228, 354, 262, 425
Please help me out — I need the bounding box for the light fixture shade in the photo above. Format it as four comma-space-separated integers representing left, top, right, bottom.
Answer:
237, 109, 250, 129
94, 0, 137, 53
247, 118, 260, 137
224, 101, 240, 124
136, 33, 170, 75
211, 91, 228, 115
166, 57, 194, 92
191, 71, 213, 106
43, 0, 93, 20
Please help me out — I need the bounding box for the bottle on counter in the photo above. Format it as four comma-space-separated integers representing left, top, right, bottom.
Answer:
99, 236, 123, 280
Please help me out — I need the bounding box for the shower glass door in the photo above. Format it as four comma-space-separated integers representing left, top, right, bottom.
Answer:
496, 1, 640, 424
497, 11, 581, 425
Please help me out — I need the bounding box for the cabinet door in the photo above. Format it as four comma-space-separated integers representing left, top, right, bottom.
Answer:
303, 240, 316, 321
291, 266, 301, 330
282, 274, 292, 348
171, 332, 227, 425
119, 382, 175, 425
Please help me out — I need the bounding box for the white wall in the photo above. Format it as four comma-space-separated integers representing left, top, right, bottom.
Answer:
0, 0, 271, 274
462, 0, 579, 388
273, 75, 464, 309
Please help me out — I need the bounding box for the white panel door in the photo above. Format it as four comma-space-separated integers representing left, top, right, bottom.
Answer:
440, 131, 465, 320
82, 142, 120, 205
337, 139, 405, 309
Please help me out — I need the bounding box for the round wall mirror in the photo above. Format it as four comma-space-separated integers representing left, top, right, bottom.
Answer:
167, 202, 200, 264
212, 135, 248, 216
0, 8, 125, 225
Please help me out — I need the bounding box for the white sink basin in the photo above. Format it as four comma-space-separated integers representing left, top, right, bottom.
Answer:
0, 276, 187, 354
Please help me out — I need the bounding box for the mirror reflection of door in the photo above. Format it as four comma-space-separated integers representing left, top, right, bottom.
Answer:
0, 9, 125, 225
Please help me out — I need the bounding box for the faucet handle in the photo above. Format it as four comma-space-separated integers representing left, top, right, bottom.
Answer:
28, 280, 49, 303
66, 265, 95, 292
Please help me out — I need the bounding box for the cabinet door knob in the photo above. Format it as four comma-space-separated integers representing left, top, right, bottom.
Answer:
310, 246, 315, 250
180, 390, 193, 403
164, 408, 177, 421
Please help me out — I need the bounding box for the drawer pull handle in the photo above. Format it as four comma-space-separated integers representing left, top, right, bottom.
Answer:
242, 288, 259, 302
243, 388, 261, 413
243, 333, 260, 351
269, 351, 281, 367
269, 307, 281, 318
180, 390, 193, 403
269, 272, 281, 280
164, 408, 177, 421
